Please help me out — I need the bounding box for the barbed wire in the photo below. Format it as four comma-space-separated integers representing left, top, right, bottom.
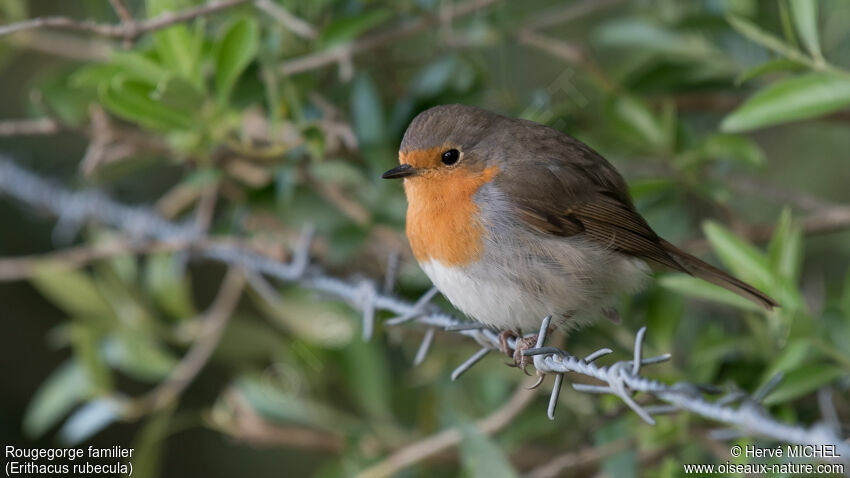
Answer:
0, 156, 847, 464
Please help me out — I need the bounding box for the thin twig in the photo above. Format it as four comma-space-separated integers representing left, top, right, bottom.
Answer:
195, 181, 220, 234
356, 380, 538, 478
108, 0, 135, 25
685, 204, 850, 251
307, 176, 371, 226
523, 0, 623, 32
723, 174, 839, 212
254, 0, 316, 39
0, 0, 252, 39
131, 267, 245, 413
0, 118, 60, 136
0, 236, 290, 282
517, 29, 617, 93
4, 30, 113, 61
280, 0, 503, 76
0, 239, 162, 281
212, 388, 344, 452
524, 439, 631, 478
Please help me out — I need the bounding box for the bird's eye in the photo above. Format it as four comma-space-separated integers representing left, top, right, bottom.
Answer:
441, 149, 460, 165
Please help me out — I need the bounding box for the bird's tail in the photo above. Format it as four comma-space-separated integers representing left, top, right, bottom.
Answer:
659, 239, 779, 310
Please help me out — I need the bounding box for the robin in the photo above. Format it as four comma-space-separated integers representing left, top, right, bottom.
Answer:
382, 104, 777, 369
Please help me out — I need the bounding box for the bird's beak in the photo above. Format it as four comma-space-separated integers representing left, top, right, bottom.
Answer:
381, 164, 418, 179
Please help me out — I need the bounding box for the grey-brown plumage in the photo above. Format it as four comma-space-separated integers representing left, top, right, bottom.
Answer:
397, 104, 778, 312
485, 113, 778, 310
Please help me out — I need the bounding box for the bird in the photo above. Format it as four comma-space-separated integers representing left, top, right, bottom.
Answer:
382, 104, 777, 369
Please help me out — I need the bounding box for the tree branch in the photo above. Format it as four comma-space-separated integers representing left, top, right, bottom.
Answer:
0, 0, 252, 40
279, 0, 503, 76
130, 267, 245, 414
0, 118, 60, 136
524, 439, 631, 478
254, 0, 316, 40
356, 380, 538, 478
212, 388, 344, 452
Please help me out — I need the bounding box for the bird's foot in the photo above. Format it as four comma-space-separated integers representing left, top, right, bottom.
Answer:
512, 334, 539, 375
497, 329, 520, 357
497, 329, 538, 375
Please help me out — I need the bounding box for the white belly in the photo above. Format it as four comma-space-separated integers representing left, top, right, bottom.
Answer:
421, 260, 541, 331
419, 242, 650, 332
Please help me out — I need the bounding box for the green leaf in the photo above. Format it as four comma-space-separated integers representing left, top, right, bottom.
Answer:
70, 64, 124, 89
788, 0, 822, 60
757, 339, 811, 390
0, 0, 27, 20
596, 418, 637, 478
30, 263, 114, 320
131, 406, 174, 478
459, 423, 519, 478
320, 9, 392, 46
726, 15, 802, 61
215, 17, 260, 105
763, 364, 844, 405
839, 281, 850, 322
35, 68, 96, 126
308, 159, 366, 186
594, 18, 719, 61
23, 361, 90, 438
658, 274, 762, 312
341, 337, 392, 420
411, 55, 459, 97
699, 133, 766, 167
767, 208, 804, 283
102, 333, 178, 382
735, 58, 806, 85
252, 288, 354, 347
216, 318, 282, 361
350, 74, 386, 147
235, 375, 357, 432
70, 324, 114, 392
628, 178, 675, 199
722, 73, 850, 132
645, 286, 684, 347
144, 253, 196, 320
99, 76, 195, 131
607, 95, 668, 150
152, 75, 205, 110
702, 221, 772, 288
147, 0, 203, 86
58, 398, 122, 445
111, 51, 171, 85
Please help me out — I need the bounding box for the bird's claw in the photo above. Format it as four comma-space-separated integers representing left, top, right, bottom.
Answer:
497, 329, 517, 357
498, 329, 539, 374
526, 371, 546, 390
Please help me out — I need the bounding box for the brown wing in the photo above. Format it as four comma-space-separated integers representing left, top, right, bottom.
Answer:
492, 122, 777, 309
497, 137, 685, 272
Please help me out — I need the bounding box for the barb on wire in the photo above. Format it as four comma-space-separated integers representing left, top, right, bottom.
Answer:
385, 286, 439, 325
413, 328, 436, 366
0, 156, 847, 463
358, 280, 378, 340
523, 317, 850, 463
451, 347, 490, 381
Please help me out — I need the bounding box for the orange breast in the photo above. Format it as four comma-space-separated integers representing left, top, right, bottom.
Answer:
404, 166, 499, 266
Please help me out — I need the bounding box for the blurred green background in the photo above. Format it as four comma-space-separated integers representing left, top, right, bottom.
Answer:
1, 0, 849, 476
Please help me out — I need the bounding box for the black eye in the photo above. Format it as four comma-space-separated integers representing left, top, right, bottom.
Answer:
441, 149, 460, 165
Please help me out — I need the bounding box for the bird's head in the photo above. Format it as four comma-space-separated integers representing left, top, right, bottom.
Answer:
382, 104, 504, 182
